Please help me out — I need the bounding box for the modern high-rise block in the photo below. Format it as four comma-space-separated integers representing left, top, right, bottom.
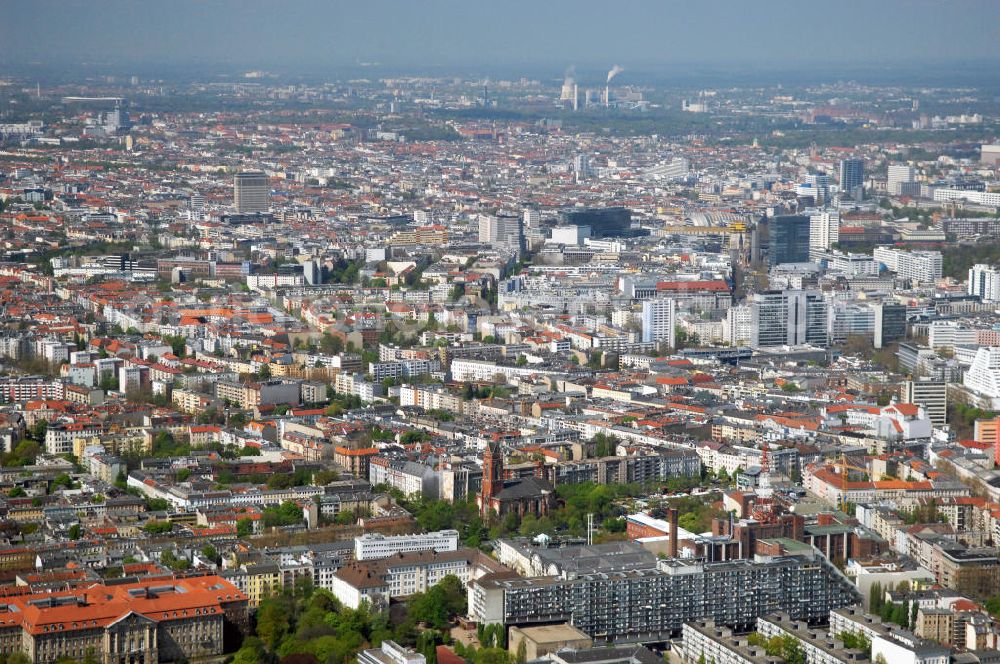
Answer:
887, 165, 916, 196
873, 303, 907, 349
641, 298, 677, 347
751, 290, 828, 348
523, 208, 541, 229
803, 173, 830, 205
303, 259, 324, 285
964, 347, 1000, 408
969, 264, 1000, 301
873, 247, 942, 285
469, 552, 860, 643
479, 214, 524, 253
904, 378, 947, 427
768, 215, 811, 267
839, 159, 865, 196
233, 171, 269, 213
808, 211, 840, 249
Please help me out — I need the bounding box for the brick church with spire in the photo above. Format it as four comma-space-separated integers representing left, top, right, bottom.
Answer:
477, 439, 556, 520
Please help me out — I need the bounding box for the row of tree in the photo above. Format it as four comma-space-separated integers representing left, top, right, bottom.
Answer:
233, 575, 468, 664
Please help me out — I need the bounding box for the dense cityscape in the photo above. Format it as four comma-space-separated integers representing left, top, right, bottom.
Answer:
4, 3, 1000, 664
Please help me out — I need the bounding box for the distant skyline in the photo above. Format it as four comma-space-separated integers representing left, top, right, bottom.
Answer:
2, 0, 1000, 74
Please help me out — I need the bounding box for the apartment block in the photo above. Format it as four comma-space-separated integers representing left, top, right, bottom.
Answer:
469, 552, 860, 643
354, 529, 459, 561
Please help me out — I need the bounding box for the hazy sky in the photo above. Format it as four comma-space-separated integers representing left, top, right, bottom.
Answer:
2, 0, 999, 73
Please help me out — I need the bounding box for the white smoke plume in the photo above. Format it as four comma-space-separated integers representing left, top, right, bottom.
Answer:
607, 65, 624, 83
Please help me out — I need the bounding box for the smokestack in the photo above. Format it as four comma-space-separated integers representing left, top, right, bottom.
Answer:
668, 508, 679, 558
605, 65, 623, 109
573, 84, 578, 111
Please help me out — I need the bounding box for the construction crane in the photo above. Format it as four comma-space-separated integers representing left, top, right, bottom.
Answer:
836, 453, 870, 512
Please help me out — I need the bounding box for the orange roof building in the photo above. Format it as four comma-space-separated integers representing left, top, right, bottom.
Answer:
0, 575, 248, 662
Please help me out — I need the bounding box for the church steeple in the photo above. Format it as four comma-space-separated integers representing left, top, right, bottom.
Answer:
481, 439, 503, 517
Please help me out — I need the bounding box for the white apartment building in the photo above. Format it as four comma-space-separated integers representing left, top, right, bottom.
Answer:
964, 347, 1000, 408
933, 188, 1000, 207
46, 424, 104, 455
354, 530, 459, 561
398, 383, 464, 414
449, 359, 563, 383
334, 373, 377, 402
358, 641, 425, 664
369, 358, 439, 382
873, 247, 942, 285
927, 322, 977, 350
246, 273, 304, 291
331, 549, 494, 610
969, 264, 1000, 301
37, 339, 74, 365
808, 211, 840, 249
679, 621, 765, 664
641, 298, 677, 346
725, 305, 752, 347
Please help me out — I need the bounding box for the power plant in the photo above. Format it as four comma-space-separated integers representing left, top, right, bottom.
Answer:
558, 65, 628, 110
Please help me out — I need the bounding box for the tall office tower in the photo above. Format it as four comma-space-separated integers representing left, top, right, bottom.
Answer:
903, 378, 947, 427
839, 159, 865, 197
477, 214, 496, 244
641, 298, 677, 347
303, 259, 324, 285
887, 165, 916, 196
873, 303, 907, 349
768, 215, 811, 267
803, 173, 830, 205
523, 208, 541, 230
495, 215, 525, 253
969, 264, 1000, 302
479, 215, 524, 253
233, 171, 269, 213
751, 290, 828, 348
808, 211, 840, 250
104, 105, 130, 134
189, 193, 205, 213
573, 154, 592, 181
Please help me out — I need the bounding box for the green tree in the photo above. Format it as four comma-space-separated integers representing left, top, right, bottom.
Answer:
256, 600, 290, 650
201, 544, 219, 564
262, 500, 303, 527
591, 433, 617, 458
232, 638, 263, 664
29, 419, 48, 441
144, 520, 174, 535
237, 517, 254, 537
145, 497, 170, 511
